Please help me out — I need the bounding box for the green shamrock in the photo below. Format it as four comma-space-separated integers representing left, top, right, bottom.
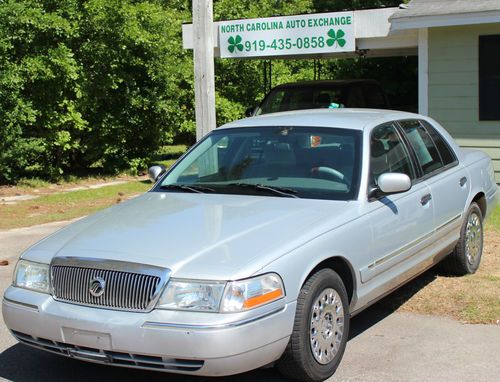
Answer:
326, 29, 346, 48
228, 35, 243, 53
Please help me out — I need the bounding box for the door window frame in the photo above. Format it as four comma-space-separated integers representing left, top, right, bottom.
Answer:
367, 121, 418, 201
395, 119, 459, 182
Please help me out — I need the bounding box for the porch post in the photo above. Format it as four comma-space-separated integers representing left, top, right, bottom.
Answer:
418, 28, 429, 115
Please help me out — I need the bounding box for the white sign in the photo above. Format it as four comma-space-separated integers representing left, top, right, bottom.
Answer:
219, 12, 355, 58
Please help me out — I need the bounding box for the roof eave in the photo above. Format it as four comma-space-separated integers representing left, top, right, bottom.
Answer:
390, 10, 500, 32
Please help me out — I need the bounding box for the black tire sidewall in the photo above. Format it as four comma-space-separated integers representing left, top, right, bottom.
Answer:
459, 203, 483, 273
297, 269, 350, 381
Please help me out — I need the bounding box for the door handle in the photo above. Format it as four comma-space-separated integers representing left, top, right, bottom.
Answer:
460, 176, 467, 187
420, 193, 432, 206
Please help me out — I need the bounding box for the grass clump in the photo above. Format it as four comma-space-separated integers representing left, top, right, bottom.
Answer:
156, 145, 188, 160
486, 203, 500, 231
16, 178, 52, 189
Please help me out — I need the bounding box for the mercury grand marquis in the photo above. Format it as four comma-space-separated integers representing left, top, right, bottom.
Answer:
2, 109, 497, 381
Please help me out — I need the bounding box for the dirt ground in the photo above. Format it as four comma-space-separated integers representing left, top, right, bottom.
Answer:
379, 229, 500, 324
0, 175, 147, 198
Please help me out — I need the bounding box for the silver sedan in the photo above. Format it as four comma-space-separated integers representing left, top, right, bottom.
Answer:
2, 109, 497, 381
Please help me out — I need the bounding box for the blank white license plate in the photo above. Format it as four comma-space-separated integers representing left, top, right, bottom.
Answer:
61, 327, 112, 350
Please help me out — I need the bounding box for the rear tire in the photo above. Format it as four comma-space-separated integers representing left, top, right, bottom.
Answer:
277, 269, 349, 382
441, 202, 483, 275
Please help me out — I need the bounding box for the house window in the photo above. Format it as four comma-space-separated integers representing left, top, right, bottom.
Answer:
479, 35, 500, 120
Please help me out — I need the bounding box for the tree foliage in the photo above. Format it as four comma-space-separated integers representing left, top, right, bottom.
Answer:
0, 0, 193, 183
0, 0, 415, 184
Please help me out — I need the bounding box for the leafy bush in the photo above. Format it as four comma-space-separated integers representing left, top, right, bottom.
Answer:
0, 0, 193, 183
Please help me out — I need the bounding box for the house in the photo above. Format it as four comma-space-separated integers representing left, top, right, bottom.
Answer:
391, 0, 500, 182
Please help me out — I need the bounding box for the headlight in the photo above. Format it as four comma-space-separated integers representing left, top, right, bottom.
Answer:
157, 273, 285, 313
157, 279, 226, 312
220, 273, 285, 313
13, 259, 50, 294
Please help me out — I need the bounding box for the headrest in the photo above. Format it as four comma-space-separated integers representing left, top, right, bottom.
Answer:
264, 142, 296, 165
371, 139, 386, 158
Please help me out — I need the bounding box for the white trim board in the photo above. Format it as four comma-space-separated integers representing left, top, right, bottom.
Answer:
391, 11, 500, 31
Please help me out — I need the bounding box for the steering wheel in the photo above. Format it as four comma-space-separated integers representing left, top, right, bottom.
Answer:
310, 166, 347, 183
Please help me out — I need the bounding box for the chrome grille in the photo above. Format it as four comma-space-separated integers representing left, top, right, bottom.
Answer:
50, 257, 170, 312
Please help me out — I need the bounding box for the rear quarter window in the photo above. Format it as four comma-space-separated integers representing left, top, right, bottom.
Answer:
399, 119, 444, 176
419, 120, 457, 166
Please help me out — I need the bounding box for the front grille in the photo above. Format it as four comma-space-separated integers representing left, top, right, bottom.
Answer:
50, 257, 170, 312
12, 330, 204, 372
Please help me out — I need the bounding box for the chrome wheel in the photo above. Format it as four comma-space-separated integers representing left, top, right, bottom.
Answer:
465, 212, 482, 266
309, 288, 344, 365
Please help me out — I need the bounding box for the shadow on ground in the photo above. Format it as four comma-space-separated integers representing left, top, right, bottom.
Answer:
0, 266, 443, 382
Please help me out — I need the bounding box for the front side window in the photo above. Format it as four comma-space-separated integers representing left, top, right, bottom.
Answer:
399, 119, 443, 176
258, 90, 286, 114
156, 126, 362, 201
370, 123, 415, 186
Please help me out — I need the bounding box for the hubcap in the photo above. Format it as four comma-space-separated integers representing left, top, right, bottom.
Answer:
309, 288, 344, 365
465, 212, 482, 266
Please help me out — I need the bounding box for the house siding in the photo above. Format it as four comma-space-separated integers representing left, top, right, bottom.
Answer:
428, 23, 500, 183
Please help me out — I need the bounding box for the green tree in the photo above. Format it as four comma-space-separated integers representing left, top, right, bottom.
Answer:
76, 0, 193, 172
0, 0, 84, 182
0, 0, 193, 183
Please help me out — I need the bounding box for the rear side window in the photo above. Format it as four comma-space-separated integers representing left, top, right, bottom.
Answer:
419, 120, 457, 166
259, 87, 347, 114
399, 120, 443, 176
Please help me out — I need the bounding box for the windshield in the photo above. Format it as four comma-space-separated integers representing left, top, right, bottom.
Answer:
256, 87, 348, 115
155, 126, 362, 201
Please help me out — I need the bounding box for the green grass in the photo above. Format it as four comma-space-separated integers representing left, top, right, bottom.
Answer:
149, 144, 187, 169
16, 178, 53, 189
0, 180, 151, 229
151, 159, 178, 169
486, 204, 500, 231
155, 144, 188, 159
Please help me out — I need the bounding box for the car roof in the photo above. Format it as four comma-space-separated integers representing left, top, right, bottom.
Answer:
271, 79, 380, 89
219, 109, 420, 131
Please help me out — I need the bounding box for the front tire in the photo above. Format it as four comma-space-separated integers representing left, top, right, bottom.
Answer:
277, 269, 350, 382
441, 202, 483, 275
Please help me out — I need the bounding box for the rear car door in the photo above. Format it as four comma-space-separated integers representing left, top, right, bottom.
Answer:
361, 122, 434, 285
398, 119, 469, 240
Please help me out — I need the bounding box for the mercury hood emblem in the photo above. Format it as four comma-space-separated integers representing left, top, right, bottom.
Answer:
89, 277, 106, 297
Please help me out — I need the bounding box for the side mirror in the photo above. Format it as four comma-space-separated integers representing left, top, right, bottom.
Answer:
245, 106, 257, 117
377, 173, 411, 194
148, 165, 166, 182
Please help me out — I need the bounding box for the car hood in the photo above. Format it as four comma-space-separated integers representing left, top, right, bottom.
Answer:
23, 192, 359, 280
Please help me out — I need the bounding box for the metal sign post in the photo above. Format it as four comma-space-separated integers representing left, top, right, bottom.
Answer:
192, 0, 217, 141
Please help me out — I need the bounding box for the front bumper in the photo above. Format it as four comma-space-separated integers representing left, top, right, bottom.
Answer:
2, 286, 295, 376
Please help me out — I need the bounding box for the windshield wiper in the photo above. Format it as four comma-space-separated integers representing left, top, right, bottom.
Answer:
227, 183, 299, 198
159, 184, 215, 193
